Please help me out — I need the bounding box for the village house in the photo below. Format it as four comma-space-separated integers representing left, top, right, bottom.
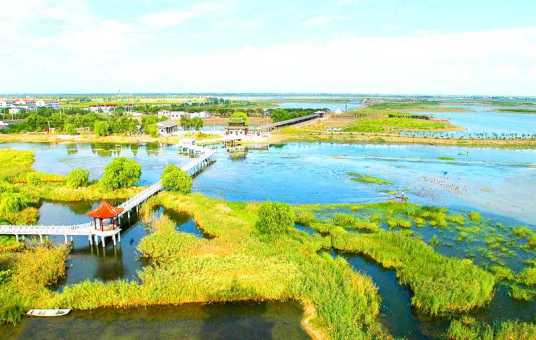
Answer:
158, 110, 187, 120
157, 120, 179, 136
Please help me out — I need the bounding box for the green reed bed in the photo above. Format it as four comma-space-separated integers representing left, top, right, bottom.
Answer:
329, 227, 495, 315
43, 193, 390, 339
447, 317, 536, 340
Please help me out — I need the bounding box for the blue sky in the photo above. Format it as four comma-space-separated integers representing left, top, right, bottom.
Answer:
1, 0, 535, 95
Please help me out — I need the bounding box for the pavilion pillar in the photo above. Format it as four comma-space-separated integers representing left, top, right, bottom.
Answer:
39, 234, 43, 243
118, 232, 121, 243
64, 235, 68, 244
101, 236, 105, 248
112, 234, 117, 247
88, 234, 93, 246
15, 234, 19, 242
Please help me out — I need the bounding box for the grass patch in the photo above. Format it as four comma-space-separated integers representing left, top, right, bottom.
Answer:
347, 172, 392, 185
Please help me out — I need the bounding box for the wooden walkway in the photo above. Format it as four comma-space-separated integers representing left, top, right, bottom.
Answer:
0, 143, 216, 247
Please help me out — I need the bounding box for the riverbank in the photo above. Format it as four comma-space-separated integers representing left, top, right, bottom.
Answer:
0, 132, 221, 145
270, 129, 536, 148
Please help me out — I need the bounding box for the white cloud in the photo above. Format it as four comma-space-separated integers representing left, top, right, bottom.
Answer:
140, 2, 224, 29
303, 16, 338, 27
0, 2, 535, 97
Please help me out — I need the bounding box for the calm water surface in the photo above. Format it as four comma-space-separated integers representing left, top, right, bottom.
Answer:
1, 302, 308, 340
424, 105, 536, 135
2, 141, 536, 338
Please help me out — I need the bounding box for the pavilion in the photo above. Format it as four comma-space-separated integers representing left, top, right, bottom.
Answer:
87, 201, 123, 232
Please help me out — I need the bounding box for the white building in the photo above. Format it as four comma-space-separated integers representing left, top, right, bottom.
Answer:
189, 111, 210, 119
157, 120, 179, 136
157, 110, 187, 120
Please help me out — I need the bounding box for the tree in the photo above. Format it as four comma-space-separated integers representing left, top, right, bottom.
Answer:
161, 164, 192, 194
100, 158, 141, 190
66, 168, 89, 188
94, 121, 111, 136
230, 111, 248, 125
191, 117, 204, 131
255, 202, 295, 238
63, 123, 77, 135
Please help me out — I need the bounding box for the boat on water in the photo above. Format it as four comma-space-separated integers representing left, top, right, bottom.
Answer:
26, 309, 71, 317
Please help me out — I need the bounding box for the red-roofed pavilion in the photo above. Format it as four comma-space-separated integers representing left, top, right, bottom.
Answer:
87, 201, 123, 231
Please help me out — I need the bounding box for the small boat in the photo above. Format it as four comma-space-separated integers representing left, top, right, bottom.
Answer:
26, 309, 71, 317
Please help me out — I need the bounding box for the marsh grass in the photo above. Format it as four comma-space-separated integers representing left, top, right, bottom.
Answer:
447, 317, 536, 340
346, 172, 392, 185
330, 228, 495, 315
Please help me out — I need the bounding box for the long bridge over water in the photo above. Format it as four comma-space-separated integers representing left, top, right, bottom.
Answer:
0, 143, 216, 247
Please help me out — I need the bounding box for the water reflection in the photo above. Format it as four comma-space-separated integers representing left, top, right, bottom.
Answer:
0, 302, 309, 340
37, 201, 147, 289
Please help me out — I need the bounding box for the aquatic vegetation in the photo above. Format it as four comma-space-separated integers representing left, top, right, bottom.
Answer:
66, 168, 90, 188
446, 317, 536, 340
468, 211, 482, 222
509, 284, 536, 301
47, 193, 389, 338
0, 236, 22, 253
330, 228, 495, 315
0, 244, 68, 325
437, 156, 455, 161
294, 209, 315, 226
256, 202, 295, 239
518, 266, 536, 286
346, 171, 392, 185
161, 164, 192, 194
99, 157, 141, 190
0, 149, 34, 180
488, 264, 515, 281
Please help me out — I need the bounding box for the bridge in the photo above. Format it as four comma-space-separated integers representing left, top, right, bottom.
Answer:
0, 142, 216, 247
258, 111, 325, 131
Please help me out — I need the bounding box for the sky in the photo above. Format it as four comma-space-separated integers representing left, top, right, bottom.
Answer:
1, 0, 536, 95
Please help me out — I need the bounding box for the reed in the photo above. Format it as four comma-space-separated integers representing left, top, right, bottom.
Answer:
330, 228, 495, 315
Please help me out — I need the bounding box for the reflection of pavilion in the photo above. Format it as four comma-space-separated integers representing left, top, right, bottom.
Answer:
87, 201, 123, 247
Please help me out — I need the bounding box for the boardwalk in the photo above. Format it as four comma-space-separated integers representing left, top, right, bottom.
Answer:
0, 143, 216, 247
258, 111, 325, 131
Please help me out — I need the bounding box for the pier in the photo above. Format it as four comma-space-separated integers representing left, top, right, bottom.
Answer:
0, 143, 216, 247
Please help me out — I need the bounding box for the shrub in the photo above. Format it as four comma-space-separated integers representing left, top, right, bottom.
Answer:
66, 168, 90, 188
25, 172, 41, 185
100, 158, 141, 190
63, 123, 77, 135
468, 211, 481, 222
161, 164, 192, 194
256, 202, 295, 238
94, 121, 111, 136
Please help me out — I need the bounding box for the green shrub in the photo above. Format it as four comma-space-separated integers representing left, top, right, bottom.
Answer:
468, 211, 482, 222
161, 164, 192, 194
294, 209, 315, 225
256, 202, 295, 238
447, 318, 536, 340
63, 123, 77, 135
66, 168, 90, 188
25, 172, 41, 185
94, 121, 111, 136
100, 158, 141, 190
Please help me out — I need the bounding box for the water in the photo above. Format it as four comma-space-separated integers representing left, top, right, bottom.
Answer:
0, 302, 309, 340
278, 101, 362, 112
37, 201, 148, 288
341, 253, 431, 339
153, 207, 206, 238
406, 105, 536, 139
2, 141, 536, 337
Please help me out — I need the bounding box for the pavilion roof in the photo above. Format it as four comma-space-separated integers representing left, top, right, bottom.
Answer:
87, 201, 124, 219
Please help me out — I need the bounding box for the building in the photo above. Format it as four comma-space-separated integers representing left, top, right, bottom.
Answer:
157, 120, 179, 135
225, 120, 249, 136
88, 105, 116, 113
158, 110, 187, 120
189, 111, 210, 119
